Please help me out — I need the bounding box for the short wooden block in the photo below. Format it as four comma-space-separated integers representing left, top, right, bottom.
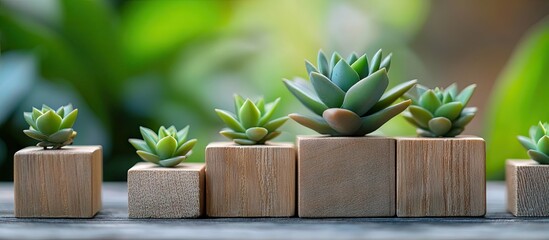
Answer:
298, 136, 395, 217
14, 146, 102, 218
128, 162, 205, 218
396, 136, 486, 217
205, 142, 296, 217
506, 159, 549, 216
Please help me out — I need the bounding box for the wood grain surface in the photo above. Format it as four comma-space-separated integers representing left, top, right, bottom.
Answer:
205, 142, 296, 217
506, 159, 549, 216
13, 146, 102, 218
297, 136, 396, 217
396, 137, 485, 217
127, 162, 205, 218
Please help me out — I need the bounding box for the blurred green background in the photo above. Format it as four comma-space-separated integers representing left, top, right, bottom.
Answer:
1, 0, 548, 181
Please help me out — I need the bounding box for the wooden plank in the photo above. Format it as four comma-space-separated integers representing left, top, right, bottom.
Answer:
205, 142, 296, 217
13, 146, 102, 218
396, 137, 486, 217
297, 136, 395, 217
506, 159, 549, 216
128, 162, 205, 218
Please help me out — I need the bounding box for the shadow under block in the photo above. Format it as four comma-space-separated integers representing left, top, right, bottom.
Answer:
297, 136, 396, 218
14, 146, 102, 218
396, 137, 486, 217
205, 142, 296, 217
506, 160, 549, 216
127, 162, 205, 218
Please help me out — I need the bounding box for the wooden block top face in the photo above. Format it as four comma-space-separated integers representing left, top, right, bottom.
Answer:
128, 162, 205, 218
297, 136, 396, 217
14, 146, 102, 218
506, 159, 549, 216
396, 137, 486, 217
205, 142, 296, 217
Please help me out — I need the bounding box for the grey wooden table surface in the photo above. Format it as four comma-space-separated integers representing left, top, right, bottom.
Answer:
1, 182, 549, 240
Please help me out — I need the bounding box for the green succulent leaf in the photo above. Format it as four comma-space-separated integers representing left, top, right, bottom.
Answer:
368, 79, 417, 114
416, 85, 429, 97
174, 138, 197, 156
347, 52, 358, 64
537, 135, 549, 155
263, 116, 288, 132
453, 113, 475, 128
322, 108, 362, 135
245, 127, 269, 141
256, 98, 265, 113
220, 130, 247, 140
419, 90, 442, 113
379, 53, 392, 72
341, 68, 388, 116
305, 60, 318, 76
32, 108, 42, 120
140, 126, 159, 154
310, 72, 345, 108
528, 149, 549, 164
402, 112, 422, 128
445, 83, 458, 98
283, 79, 328, 115
417, 128, 437, 137
176, 125, 190, 144
36, 110, 62, 135
428, 117, 452, 136
129, 138, 151, 152
234, 139, 257, 145
531, 123, 546, 143
56, 106, 65, 117
408, 105, 433, 129
289, 113, 336, 135
518, 136, 536, 150
258, 98, 281, 126
369, 49, 382, 74
24, 112, 37, 129
215, 109, 246, 132
155, 136, 177, 160
456, 84, 476, 106
158, 126, 169, 139
47, 128, 74, 143
317, 50, 330, 77
23, 129, 48, 141
137, 150, 160, 164
263, 131, 281, 142
41, 105, 53, 112
330, 60, 360, 92
445, 128, 464, 137
329, 52, 342, 69
60, 109, 78, 129
442, 92, 453, 104
234, 94, 245, 114
350, 53, 370, 79
356, 99, 412, 135
158, 156, 186, 167
434, 102, 463, 121
239, 99, 261, 128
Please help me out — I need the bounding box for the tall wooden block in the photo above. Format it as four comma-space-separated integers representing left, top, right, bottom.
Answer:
205, 142, 296, 217
298, 136, 395, 218
14, 146, 102, 218
396, 137, 486, 217
128, 162, 205, 218
506, 160, 549, 216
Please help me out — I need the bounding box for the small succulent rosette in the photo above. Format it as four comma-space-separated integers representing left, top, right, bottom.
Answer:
23, 104, 78, 149
518, 122, 549, 164
402, 84, 477, 137
283, 49, 416, 136
129, 126, 197, 167
215, 94, 288, 145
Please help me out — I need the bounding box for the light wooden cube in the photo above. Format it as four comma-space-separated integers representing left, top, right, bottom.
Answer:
205, 142, 296, 217
506, 159, 549, 216
128, 162, 205, 218
396, 136, 486, 217
14, 146, 102, 218
298, 136, 395, 217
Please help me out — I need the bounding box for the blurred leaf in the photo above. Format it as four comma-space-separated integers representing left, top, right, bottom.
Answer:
0, 52, 35, 123
485, 18, 549, 180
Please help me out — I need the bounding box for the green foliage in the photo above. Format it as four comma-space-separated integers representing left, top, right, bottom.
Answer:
284, 50, 416, 136
518, 122, 549, 164
216, 95, 288, 145
129, 126, 197, 167
402, 84, 476, 137
23, 104, 78, 149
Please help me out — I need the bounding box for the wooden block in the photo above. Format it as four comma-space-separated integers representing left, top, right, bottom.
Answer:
396, 136, 486, 217
506, 159, 549, 216
298, 136, 395, 217
14, 146, 102, 218
128, 162, 205, 218
205, 142, 296, 217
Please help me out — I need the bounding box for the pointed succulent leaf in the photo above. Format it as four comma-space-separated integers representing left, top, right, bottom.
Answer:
445, 128, 464, 137
329, 52, 342, 69
256, 98, 265, 113
23, 129, 48, 141
456, 84, 476, 106
442, 92, 453, 104
263, 131, 281, 142
434, 102, 463, 121
234, 139, 257, 145
220, 130, 247, 140
350, 53, 370, 79
36, 110, 62, 135
330, 60, 360, 92
215, 109, 246, 132
453, 113, 475, 128
428, 117, 452, 136
538, 136, 549, 155
356, 99, 412, 135
445, 83, 458, 98
417, 128, 436, 137
462, 107, 477, 115
239, 99, 261, 128
175, 139, 197, 156
518, 136, 537, 150
347, 52, 358, 64
233, 94, 245, 114
532, 122, 546, 142
368, 79, 417, 114
317, 50, 330, 77
47, 129, 74, 143
56, 106, 64, 117
288, 113, 336, 135
245, 127, 269, 141
305, 60, 318, 76
408, 105, 433, 129
379, 53, 392, 72
258, 98, 281, 126
32, 107, 42, 120
283, 79, 328, 115
322, 108, 362, 135
156, 136, 177, 160
60, 109, 78, 129
158, 156, 186, 167
369, 49, 382, 74
528, 149, 549, 164
342, 68, 388, 116
176, 125, 190, 144
24, 112, 37, 129
136, 150, 160, 164
415, 85, 429, 98
419, 90, 442, 113
129, 138, 151, 152
158, 126, 168, 139
310, 72, 345, 108
263, 116, 288, 132
41, 104, 53, 112
140, 126, 159, 154
402, 112, 422, 128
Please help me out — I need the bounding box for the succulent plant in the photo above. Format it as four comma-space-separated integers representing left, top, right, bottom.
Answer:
215, 94, 288, 145
518, 122, 549, 164
129, 126, 197, 167
23, 104, 78, 149
283, 49, 416, 136
402, 83, 477, 137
